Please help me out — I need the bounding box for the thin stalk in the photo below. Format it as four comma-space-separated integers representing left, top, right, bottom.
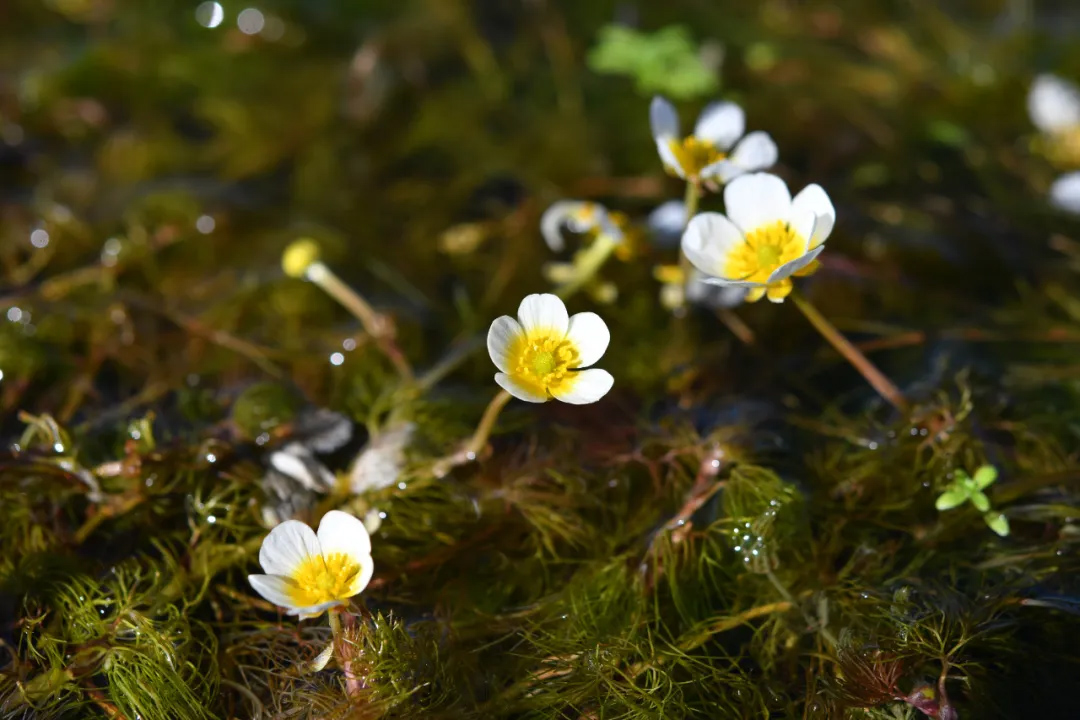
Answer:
554, 234, 617, 300
432, 389, 513, 476
307, 262, 414, 381
327, 609, 363, 698
766, 568, 838, 647
790, 289, 909, 413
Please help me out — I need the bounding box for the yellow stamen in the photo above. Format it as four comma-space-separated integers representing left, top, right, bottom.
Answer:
508, 330, 581, 397
665, 136, 725, 178
723, 221, 807, 302
287, 552, 361, 608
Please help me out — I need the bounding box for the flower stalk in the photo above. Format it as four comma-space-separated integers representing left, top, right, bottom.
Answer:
282, 240, 413, 381
790, 289, 909, 413
328, 609, 364, 698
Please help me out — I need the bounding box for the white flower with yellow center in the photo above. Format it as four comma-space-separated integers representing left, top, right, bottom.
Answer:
681, 172, 835, 303
1028, 73, 1080, 168
650, 95, 778, 184
248, 510, 374, 619
487, 294, 613, 404
540, 200, 624, 252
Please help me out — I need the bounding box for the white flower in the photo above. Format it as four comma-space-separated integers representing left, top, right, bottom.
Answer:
348, 423, 415, 494
647, 200, 688, 248
1028, 74, 1080, 135
1028, 74, 1080, 168
681, 172, 835, 303
248, 510, 374, 619
487, 293, 613, 404
650, 95, 778, 184
540, 200, 624, 252
1050, 171, 1080, 214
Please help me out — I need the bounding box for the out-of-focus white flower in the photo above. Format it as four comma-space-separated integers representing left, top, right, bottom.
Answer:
540, 201, 624, 252
650, 95, 778, 184
248, 510, 374, 619
1050, 171, 1080, 214
647, 200, 688, 248
654, 264, 747, 311
681, 172, 835, 303
487, 294, 613, 404
349, 423, 415, 494
1028, 74, 1080, 168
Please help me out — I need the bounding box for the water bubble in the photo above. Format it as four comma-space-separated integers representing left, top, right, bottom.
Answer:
6, 307, 22, 322
195, 214, 215, 234
868, 441, 879, 450
53, 442, 64, 453
342, 338, 357, 351
30, 229, 50, 248
207, 515, 217, 524
195, 1, 224, 28
330, 352, 344, 366
397, 481, 407, 490
206, 453, 217, 463
237, 8, 265, 35
378, 511, 387, 519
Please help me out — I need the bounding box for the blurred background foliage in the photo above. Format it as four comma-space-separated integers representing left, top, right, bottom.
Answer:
2, 0, 1080, 717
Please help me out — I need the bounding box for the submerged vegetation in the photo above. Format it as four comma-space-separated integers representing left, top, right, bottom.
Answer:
3, 1, 1080, 718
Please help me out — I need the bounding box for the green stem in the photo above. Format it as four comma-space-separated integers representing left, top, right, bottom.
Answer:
327, 609, 362, 698
790, 289, 910, 413
554, 234, 617, 300
308, 262, 414, 381
683, 179, 700, 220
432, 389, 513, 476
765, 568, 838, 647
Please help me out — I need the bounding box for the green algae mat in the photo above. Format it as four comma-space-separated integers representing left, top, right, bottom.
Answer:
3, 1, 1080, 718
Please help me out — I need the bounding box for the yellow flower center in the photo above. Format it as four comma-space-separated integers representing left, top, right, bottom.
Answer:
287, 552, 362, 608
1044, 125, 1080, 168
666, 136, 725, 177
724, 221, 807, 303
509, 330, 580, 397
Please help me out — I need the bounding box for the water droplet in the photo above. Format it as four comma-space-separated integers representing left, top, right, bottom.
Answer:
237, 7, 265, 34
195, 1, 224, 28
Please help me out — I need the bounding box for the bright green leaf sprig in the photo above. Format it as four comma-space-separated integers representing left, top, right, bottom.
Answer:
935, 465, 1010, 537
587, 25, 719, 100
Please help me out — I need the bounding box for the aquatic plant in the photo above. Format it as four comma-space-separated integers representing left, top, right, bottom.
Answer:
3, 2, 1080, 718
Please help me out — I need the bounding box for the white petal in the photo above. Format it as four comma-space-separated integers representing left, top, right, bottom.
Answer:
269, 447, 333, 491
649, 95, 680, 140
768, 244, 823, 284
1028, 74, 1080, 134
1050, 171, 1080, 214
681, 212, 747, 278
291, 599, 346, 619
565, 312, 610, 368
701, 159, 748, 184
788, 206, 817, 249
516, 293, 569, 336
495, 372, 548, 403
647, 200, 688, 244
694, 101, 745, 150
551, 369, 614, 404
724, 172, 792, 234
316, 510, 372, 560
792, 184, 835, 249
726, 132, 778, 172
248, 574, 299, 611
487, 315, 523, 373
656, 139, 686, 178
259, 520, 321, 576
540, 201, 583, 252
